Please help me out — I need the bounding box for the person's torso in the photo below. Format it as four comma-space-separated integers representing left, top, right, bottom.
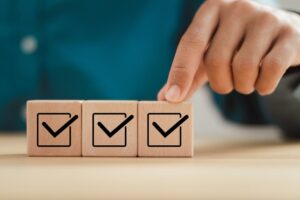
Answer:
0, 0, 202, 129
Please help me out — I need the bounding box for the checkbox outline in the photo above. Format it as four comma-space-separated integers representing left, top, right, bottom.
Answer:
92, 113, 127, 147
37, 113, 72, 147
147, 113, 182, 147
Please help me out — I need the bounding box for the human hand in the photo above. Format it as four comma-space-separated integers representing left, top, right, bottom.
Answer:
158, 0, 300, 102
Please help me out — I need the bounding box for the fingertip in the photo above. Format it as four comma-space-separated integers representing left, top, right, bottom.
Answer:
157, 85, 167, 101
165, 85, 182, 103
157, 92, 165, 101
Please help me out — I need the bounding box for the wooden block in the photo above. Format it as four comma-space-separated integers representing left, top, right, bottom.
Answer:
27, 100, 82, 156
138, 101, 193, 157
82, 101, 137, 156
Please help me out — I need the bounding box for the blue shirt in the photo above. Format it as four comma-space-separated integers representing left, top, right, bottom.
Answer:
0, 0, 269, 130
0, 0, 203, 130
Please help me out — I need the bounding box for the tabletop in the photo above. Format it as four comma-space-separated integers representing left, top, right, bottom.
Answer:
0, 131, 300, 200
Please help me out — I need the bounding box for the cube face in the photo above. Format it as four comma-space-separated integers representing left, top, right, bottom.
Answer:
92, 113, 128, 147
147, 113, 183, 147
37, 113, 72, 147
138, 101, 193, 157
27, 100, 82, 156
82, 101, 137, 156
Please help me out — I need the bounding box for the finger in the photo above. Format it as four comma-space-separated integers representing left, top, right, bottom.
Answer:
204, 10, 247, 94
232, 13, 281, 94
255, 34, 297, 95
163, 1, 219, 102
157, 84, 167, 101
159, 64, 207, 101
185, 62, 208, 100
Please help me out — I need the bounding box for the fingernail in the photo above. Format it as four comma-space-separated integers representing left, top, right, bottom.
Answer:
165, 85, 181, 102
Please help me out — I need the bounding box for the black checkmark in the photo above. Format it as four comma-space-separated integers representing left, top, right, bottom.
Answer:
42, 115, 79, 138
152, 115, 189, 138
97, 115, 134, 138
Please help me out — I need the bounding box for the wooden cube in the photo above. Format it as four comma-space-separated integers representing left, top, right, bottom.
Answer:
138, 101, 193, 157
27, 100, 82, 156
82, 101, 137, 156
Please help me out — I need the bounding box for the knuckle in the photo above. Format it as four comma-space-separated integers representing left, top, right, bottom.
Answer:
255, 84, 274, 96
172, 64, 190, 74
258, 10, 281, 26
206, 0, 225, 5
263, 57, 285, 75
235, 86, 254, 95
211, 83, 233, 94
255, 76, 277, 96
232, 56, 257, 74
282, 24, 297, 36
205, 54, 228, 69
229, 0, 254, 13
171, 64, 193, 80
181, 30, 207, 47
203, 0, 220, 7
279, 42, 295, 57
232, 55, 257, 95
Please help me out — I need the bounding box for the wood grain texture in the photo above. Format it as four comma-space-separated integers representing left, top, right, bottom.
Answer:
2, 130, 300, 200
138, 101, 193, 157
82, 101, 137, 156
27, 100, 82, 156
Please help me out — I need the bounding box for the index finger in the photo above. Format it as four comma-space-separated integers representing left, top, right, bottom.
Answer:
163, 1, 220, 102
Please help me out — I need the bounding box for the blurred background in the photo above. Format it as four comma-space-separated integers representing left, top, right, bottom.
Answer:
0, 0, 299, 139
